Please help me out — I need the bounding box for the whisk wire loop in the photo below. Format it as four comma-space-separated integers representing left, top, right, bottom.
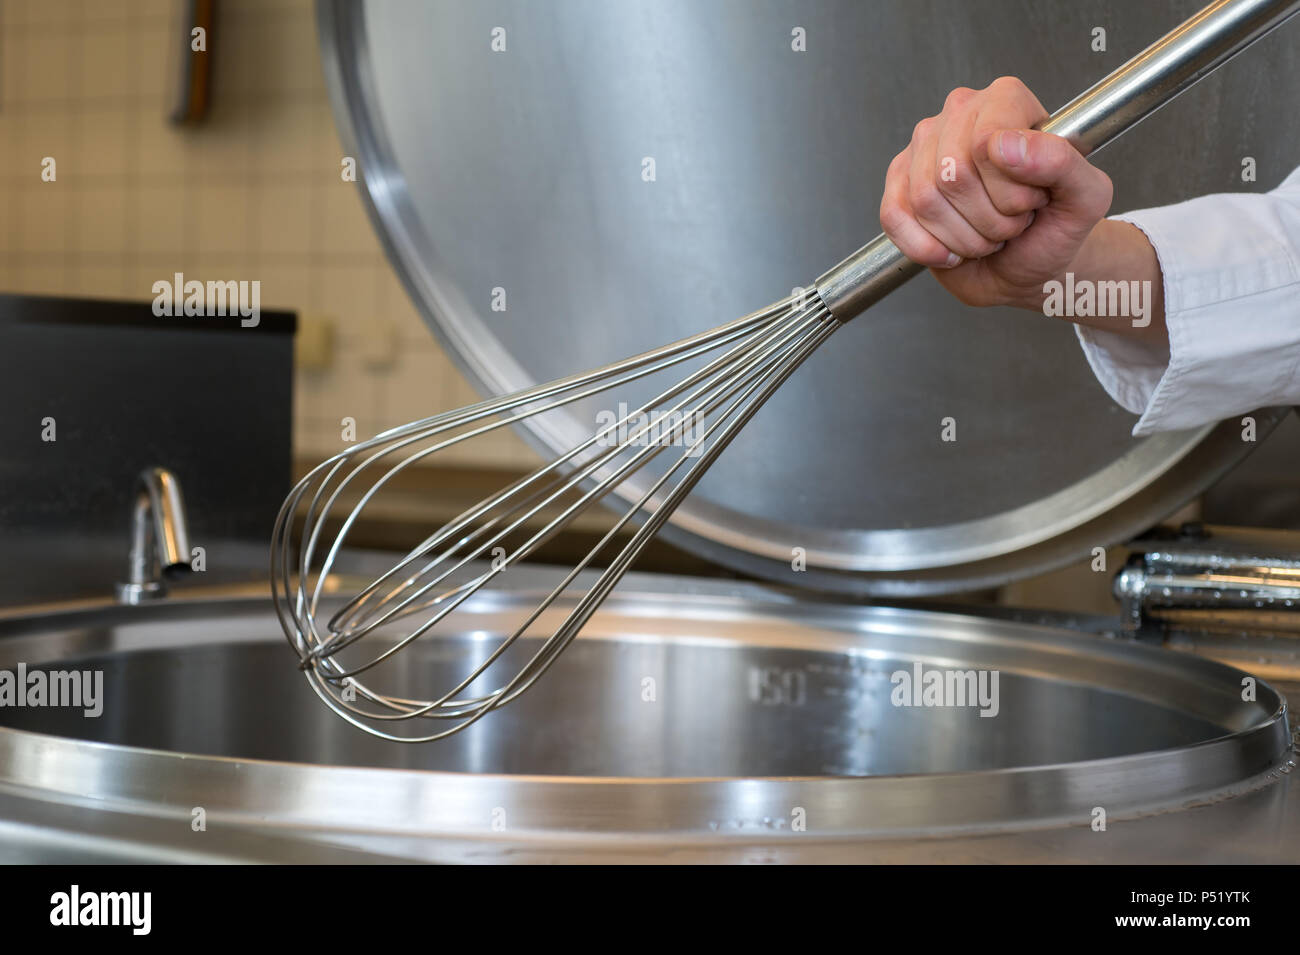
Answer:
272, 292, 839, 741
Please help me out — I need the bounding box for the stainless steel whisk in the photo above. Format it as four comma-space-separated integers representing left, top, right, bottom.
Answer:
274, 293, 837, 741
273, 0, 1299, 741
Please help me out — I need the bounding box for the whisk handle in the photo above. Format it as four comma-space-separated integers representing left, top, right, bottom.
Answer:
815, 0, 1300, 323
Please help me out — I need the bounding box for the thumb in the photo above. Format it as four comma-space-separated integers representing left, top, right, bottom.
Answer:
986, 128, 1112, 217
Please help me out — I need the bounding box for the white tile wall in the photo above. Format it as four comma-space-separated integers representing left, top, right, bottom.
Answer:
0, 0, 539, 469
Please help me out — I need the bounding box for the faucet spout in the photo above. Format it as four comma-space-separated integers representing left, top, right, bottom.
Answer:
115, 467, 192, 604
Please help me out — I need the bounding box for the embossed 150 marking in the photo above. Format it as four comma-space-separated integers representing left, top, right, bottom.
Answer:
748, 666, 807, 707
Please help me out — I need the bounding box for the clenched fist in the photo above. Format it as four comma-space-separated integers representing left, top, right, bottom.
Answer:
879, 76, 1116, 311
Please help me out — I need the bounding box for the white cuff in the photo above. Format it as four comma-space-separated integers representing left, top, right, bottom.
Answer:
1075, 182, 1300, 436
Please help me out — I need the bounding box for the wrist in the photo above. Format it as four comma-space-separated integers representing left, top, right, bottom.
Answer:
1002, 219, 1164, 336
989, 225, 1120, 313
1064, 219, 1166, 342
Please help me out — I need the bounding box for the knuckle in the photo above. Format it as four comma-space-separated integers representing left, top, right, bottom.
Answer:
943, 86, 975, 110
969, 126, 999, 163
910, 181, 945, 219
955, 235, 999, 259
988, 75, 1028, 96
935, 157, 974, 197
1041, 139, 1079, 178
879, 200, 907, 235
911, 116, 936, 143
984, 215, 1027, 242
988, 188, 1033, 216
987, 198, 1015, 218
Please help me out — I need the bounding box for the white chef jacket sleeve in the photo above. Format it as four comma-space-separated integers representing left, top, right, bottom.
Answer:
1074, 165, 1300, 436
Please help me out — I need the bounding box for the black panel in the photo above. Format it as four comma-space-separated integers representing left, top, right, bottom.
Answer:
0, 294, 295, 604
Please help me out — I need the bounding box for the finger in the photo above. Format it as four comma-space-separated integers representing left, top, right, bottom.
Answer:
908, 115, 1002, 260
934, 105, 1036, 243
880, 155, 961, 269
968, 77, 1053, 216
971, 126, 1050, 216
984, 128, 1113, 222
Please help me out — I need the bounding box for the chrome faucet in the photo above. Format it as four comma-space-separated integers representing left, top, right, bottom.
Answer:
115, 468, 193, 604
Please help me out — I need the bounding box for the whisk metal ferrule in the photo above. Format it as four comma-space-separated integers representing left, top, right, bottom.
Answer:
815, 234, 924, 324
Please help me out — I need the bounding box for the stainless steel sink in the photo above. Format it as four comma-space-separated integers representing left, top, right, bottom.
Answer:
0, 570, 1292, 862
